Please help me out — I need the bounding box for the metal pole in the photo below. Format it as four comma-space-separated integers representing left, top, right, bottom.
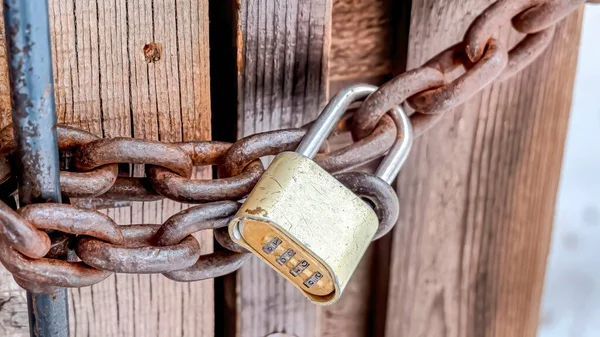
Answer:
2, 0, 69, 336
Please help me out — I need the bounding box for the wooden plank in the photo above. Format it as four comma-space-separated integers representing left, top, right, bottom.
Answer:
233, 0, 331, 336
319, 2, 413, 336
238, 0, 331, 137
318, 248, 376, 337
384, 2, 584, 337
329, 0, 393, 86
229, 1, 405, 336
0, 1, 213, 336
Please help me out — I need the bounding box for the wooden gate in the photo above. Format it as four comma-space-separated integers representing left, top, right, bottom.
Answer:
0, 0, 583, 336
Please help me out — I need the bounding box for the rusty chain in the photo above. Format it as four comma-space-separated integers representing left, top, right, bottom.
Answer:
0, 0, 592, 292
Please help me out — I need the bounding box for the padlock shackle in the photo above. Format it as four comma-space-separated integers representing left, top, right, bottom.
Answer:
296, 84, 377, 159
375, 105, 413, 184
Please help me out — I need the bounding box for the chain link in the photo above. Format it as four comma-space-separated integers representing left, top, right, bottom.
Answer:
0, 0, 588, 292
408, 38, 509, 114
147, 142, 265, 203
357, 0, 592, 140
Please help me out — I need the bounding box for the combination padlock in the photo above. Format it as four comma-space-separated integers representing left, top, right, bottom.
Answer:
228, 84, 413, 305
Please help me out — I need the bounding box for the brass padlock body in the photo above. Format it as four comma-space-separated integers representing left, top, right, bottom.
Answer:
229, 152, 378, 305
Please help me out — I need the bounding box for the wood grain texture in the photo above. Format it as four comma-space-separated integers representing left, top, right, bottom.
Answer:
385, 1, 584, 337
0, 1, 213, 336
234, 1, 331, 336
318, 248, 376, 337
319, 2, 412, 336
238, 0, 331, 137
231, 1, 404, 336
329, 0, 392, 83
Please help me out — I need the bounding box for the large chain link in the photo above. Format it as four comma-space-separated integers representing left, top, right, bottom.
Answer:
354, 0, 593, 139
0, 0, 592, 292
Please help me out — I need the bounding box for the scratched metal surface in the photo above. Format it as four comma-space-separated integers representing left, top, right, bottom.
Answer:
232, 152, 378, 304
538, 5, 600, 337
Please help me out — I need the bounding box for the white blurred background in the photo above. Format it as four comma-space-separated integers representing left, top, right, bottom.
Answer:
537, 4, 600, 337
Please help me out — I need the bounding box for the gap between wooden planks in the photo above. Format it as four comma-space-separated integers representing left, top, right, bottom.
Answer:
0, 1, 213, 336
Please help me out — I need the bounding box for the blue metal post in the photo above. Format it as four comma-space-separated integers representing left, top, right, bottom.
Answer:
2, 0, 69, 336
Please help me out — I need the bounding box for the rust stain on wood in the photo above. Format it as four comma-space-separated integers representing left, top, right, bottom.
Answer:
142, 42, 163, 63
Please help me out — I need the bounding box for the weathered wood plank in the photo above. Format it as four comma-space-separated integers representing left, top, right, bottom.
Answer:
233, 1, 331, 336
230, 1, 406, 336
330, 0, 392, 83
318, 248, 376, 337
384, 1, 583, 337
238, 0, 331, 137
318, 1, 417, 336
0, 1, 213, 336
